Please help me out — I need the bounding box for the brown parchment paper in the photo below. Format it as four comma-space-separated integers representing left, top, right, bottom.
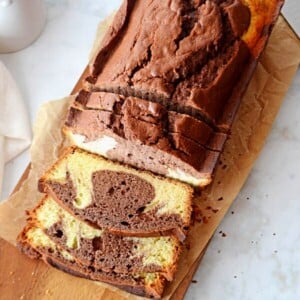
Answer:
0, 15, 299, 300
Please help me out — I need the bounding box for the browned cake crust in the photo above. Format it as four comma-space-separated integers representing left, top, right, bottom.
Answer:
17, 231, 166, 299
79, 0, 284, 187
87, 0, 250, 128
38, 148, 193, 241
87, 0, 284, 131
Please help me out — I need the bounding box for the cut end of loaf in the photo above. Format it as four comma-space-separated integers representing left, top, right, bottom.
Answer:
38, 147, 193, 240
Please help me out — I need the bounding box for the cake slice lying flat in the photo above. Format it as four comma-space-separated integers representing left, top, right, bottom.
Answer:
39, 147, 193, 240
28, 195, 181, 280
17, 225, 166, 299
64, 91, 225, 187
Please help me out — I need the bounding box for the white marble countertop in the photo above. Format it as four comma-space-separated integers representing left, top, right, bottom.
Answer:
1, 0, 299, 299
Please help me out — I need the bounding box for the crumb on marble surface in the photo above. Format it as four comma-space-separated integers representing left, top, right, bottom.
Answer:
218, 230, 227, 237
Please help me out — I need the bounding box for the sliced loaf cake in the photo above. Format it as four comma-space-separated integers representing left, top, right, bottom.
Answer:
87, 0, 283, 130
17, 225, 166, 299
38, 147, 193, 241
28, 195, 181, 280
71, 90, 227, 152
82, 0, 284, 185
86, 0, 253, 129
64, 90, 225, 187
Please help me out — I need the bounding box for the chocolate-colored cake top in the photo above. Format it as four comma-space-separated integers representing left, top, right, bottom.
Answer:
89, 0, 251, 128
71, 91, 227, 151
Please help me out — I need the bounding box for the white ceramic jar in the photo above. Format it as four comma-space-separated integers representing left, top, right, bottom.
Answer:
0, 0, 46, 53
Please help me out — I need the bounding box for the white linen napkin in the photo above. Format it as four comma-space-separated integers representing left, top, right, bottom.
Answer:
0, 61, 31, 193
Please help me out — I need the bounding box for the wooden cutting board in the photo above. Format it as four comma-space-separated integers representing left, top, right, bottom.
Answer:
0, 236, 207, 300
0, 67, 207, 300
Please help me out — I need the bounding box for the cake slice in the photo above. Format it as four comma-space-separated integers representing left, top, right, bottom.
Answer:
64, 91, 226, 187
17, 225, 166, 299
38, 147, 193, 241
28, 195, 181, 280
72, 90, 227, 152
87, 0, 283, 130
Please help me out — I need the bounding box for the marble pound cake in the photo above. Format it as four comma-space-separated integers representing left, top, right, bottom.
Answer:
16, 0, 285, 298
83, 0, 284, 186
38, 147, 193, 241
64, 90, 226, 187
23, 195, 181, 280
17, 226, 166, 299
